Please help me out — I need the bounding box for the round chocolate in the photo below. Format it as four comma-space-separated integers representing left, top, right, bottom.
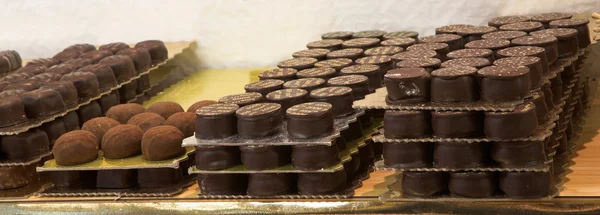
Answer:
53, 130, 98, 165
195, 145, 240, 170
341, 38, 380, 49
447, 48, 494, 62
499, 171, 553, 198
292, 144, 340, 170
491, 140, 546, 168
499, 22, 543, 33
98, 42, 130, 54
326, 48, 364, 60
236, 103, 283, 138
383, 68, 431, 103
240, 145, 290, 170
258, 68, 297, 81
510, 36, 557, 62
277, 58, 317, 70
488, 15, 531, 27
383, 31, 419, 40
127, 112, 166, 132
310, 86, 354, 117
101, 125, 144, 159
321, 31, 354, 40
327, 75, 370, 100
477, 66, 531, 101
449, 172, 497, 198
141, 125, 186, 161
402, 171, 448, 197
314, 58, 354, 71
195, 103, 239, 139
395, 58, 441, 71
381, 38, 416, 48
406, 42, 450, 61
147, 101, 184, 119
383, 142, 432, 168
283, 78, 326, 91
482, 30, 527, 40
353, 30, 386, 39
549, 19, 591, 48
364, 46, 403, 56
244, 79, 285, 95
530, 28, 578, 58
430, 66, 479, 102
286, 102, 334, 138
384, 110, 429, 138
298, 169, 348, 195
296, 67, 337, 80
116, 47, 152, 73
464, 39, 510, 53
390, 49, 438, 61
190, 101, 220, 114
265, 88, 309, 113
432, 111, 482, 138
106, 103, 146, 124
493, 56, 543, 89
340, 64, 381, 90
45, 64, 75, 75
525, 91, 549, 124
484, 102, 538, 140
306, 39, 343, 50
165, 112, 196, 137
81, 117, 120, 145
434, 142, 486, 168
420, 34, 463, 51
456, 26, 498, 42
435, 24, 473, 34
218, 92, 263, 107
292, 49, 330, 60
531, 12, 572, 27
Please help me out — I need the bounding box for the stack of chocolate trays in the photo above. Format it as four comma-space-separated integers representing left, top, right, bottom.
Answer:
348, 13, 594, 200
0, 41, 188, 197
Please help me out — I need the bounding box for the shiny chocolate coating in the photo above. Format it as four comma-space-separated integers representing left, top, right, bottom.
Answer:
384, 110, 429, 138
484, 102, 538, 140
195, 103, 239, 139
195, 146, 241, 170
137, 168, 182, 188
248, 173, 294, 196
384, 68, 430, 103
236, 103, 283, 138
449, 172, 497, 198
402, 171, 448, 197
240, 145, 291, 170
433, 142, 487, 168
491, 140, 546, 168
499, 171, 554, 198
291, 144, 340, 170
477, 66, 531, 102
298, 169, 348, 195
430, 66, 479, 102
431, 111, 483, 138
383, 142, 432, 168
96, 169, 136, 189
286, 102, 334, 138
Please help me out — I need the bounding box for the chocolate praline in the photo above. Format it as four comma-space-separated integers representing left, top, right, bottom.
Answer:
435, 24, 473, 35
491, 140, 546, 168
340, 64, 381, 90
102, 125, 144, 159
141, 125, 186, 161
364, 46, 403, 56
477, 66, 531, 102
447, 48, 494, 63
383, 142, 432, 168
530, 28, 579, 58
380, 38, 416, 48
3, 80, 40, 92
134, 40, 169, 65
165, 112, 196, 137
549, 75, 563, 104
542, 82, 555, 111
341, 38, 380, 50
296, 67, 337, 80
236, 103, 283, 138
499, 22, 543, 33
482, 30, 527, 40
240, 145, 291, 170
118, 78, 137, 101
493, 56, 543, 89
60, 71, 101, 99
432, 111, 483, 138
484, 102, 538, 140
116, 48, 152, 74
402, 171, 448, 197
98, 55, 136, 83
195, 103, 239, 139
218, 92, 263, 107
353, 30, 386, 39
383, 110, 429, 138
0, 129, 49, 159
298, 169, 348, 195
292, 49, 330, 60
96, 169, 137, 189
258, 68, 297, 81
195, 145, 241, 170
197, 174, 248, 195
0, 94, 27, 127
147, 101, 185, 119
265, 88, 308, 114
310, 86, 355, 117
98, 42, 130, 54
19, 88, 66, 117
395, 58, 441, 72
488, 15, 530, 27
314, 58, 354, 72
525, 91, 549, 124
187, 100, 218, 113
248, 173, 294, 196
464, 39, 511, 57
449, 172, 497, 198
40, 118, 67, 145
26, 58, 60, 68
244, 79, 285, 96
277, 58, 318, 71
531, 12, 572, 28
81, 117, 120, 145
433, 142, 487, 168
77, 64, 118, 91
321, 31, 354, 40
499, 171, 553, 198
52, 130, 98, 165
456, 26, 498, 43
291, 144, 340, 170
420, 34, 464, 51
286, 102, 334, 138
106, 103, 146, 124
391, 49, 438, 64
283, 78, 326, 91
327, 75, 370, 100
306, 39, 344, 51
406, 43, 450, 61
550, 19, 591, 49
137, 168, 182, 188
37, 81, 77, 107
78, 50, 113, 63
97, 91, 119, 114
384, 68, 430, 103
355, 55, 393, 79
430, 66, 479, 102
51, 171, 97, 188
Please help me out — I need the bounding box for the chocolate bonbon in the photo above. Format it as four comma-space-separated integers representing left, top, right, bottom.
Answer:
98, 55, 136, 83
96, 169, 136, 189
297, 169, 347, 195
106, 103, 146, 124
195, 145, 240, 170
499, 171, 553, 198
306, 39, 343, 51
197, 174, 247, 195
482, 30, 527, 40
383, 142, 432, 168
134, 40, 168, 65
310, 86, 354, 117
493, 56, 543, 89
549, 18, 591, 48
141, 125, 186, 161
248, 173, 293, 196
430, 66, 479, 102
384, 68, 430, 103
99, 42, 130, 54
497, 45, 550, 75
449, 172, 496, 198
384, 110, 429, 138
258, 68, 297, 81
187, 100, 217, 113
240, 145, 290, 170
525, 91, 549, 124
244, 79, 284, 96
435, 24, 473, 35
364, 46, 403, 56
79, 50, 113, 63
491, 140, 546, 168
456, 26, 498, 43
291, 144, 340, 170
447, 48, 494, 62
286, 102, 334, 138
484, 102, 538, 140
433, 142, 486, 168
283, 78, 326, 92
499, 22, 543, 33
0, 95, 27, 127
402, 171, 448, 197
137, 168, 182, 188
464, 39, 510, 56
218, 92, 263, 107
76, 101, 102, 126
102, 124, 144, 159
380, 38, 416, 48
321, 31, 353, 40
530, 28, 579, 58
340, 64, 381, 90
1, 129, 49, 159
355, 55, 393, 79
341, 38, 380, 50
420, 34, 463, 51
353, 30, 386, 39
196, 103, 239, 139
236, 103, 283, 138
39, 81, 78, 106
81, 117, 120, 144
327, 75, 370, 100
292, 49, 330, 60
326, 48, 363, 60
20, 88, 66, 117
531, 12, 572, 28
314, 58, 353, 72
477, 66, 531, 102
431, 111, 482, 138
395, 58, 441, 72
265, 88, 308, 114
53, 130, 98, 165
488, 15, 530, 27
60, 71, 101, 99
406, 43, 450, 61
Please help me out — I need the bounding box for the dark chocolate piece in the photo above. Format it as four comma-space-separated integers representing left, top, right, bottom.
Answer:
383, 68, 430, 103
78, 64, 118, 91
433, 142, 486, 168
52, 49, 81, 62
45, 64, 75, 75
395, 58, 441, 72
353, 30, 386, 39
383, 31, 419, 40
98, 42, 130, 54
98, 91, 119, 114
306, 39, 344, 51
344, 153, 360, 180
102, 124, 144, 159
137, 168, 182, 188
447, 48, 494, 62
321, 31, 354, 40
314, 58, 354, 72
456, 26, 498, 43
449, 172, 497, 198
550, 18, 591, 48
430, 66, 479, 102
491, 140, 546, 168
390, 49, 438, 65
484, 102, 538, 140
296, 67, 337, 80
499, 21, 543, 33
549, 75, 563, 104
134, 40, 168, 65
327, 75, 370, 100
60, 71, 101, 99
435, 24, 473, 34
340, 64, 381, 90
277, 58, 317, 70
406, 43, 450, 61
96, 169, 136, 189
432, 111, 483, 138
420, 34, 464, 51
81, 117, 120, 145
364, 46, 403, 56
197, 174, 247, 195
384, 110, 429, 138
283, 78, 326, 91
0, 95, 27, 127
326, 48, 364, 60
106, 103, 146, 124
127, 112, 165, 132
0, 129, 49, 159
0, 50, 22, 73
380, 38, 416, 48
116, 48, 152, 73
147, 101, 185, 119
265, 88, 309, 114
292, 144, 340, 170
26, 58, 60, 68
29, 73, 62, 83
477, 66, 531, 102
19, 88, 66, 117
310, 86, 354, 117
195, 145, 241, 170
510, 36, 557, 66
493, 56, 543, 89
76, 101, 102, 126
383, 142, 432, 168
499, 171, 553, 198
488, 15, 530, 27
187, 100, 217, 113
136, 74, 150, 94
248, 173, 294, 196
531, 12, 572, 28
141, 125, 186, 161
64, 44, 96, 54
98, 55, 136, 83
240, 145, 291, 170
79, 50, 113, 63
196, 103, 239, 139
525, 91, 549, 124
53, 130, 98, 165
219, 92, 263, 107
286, 102, 334, 138
341, 38, 380, 50
542, 82, 555, 111
62, 111, 80, 131
63, 58, 93, 70
355, 55, 393, 80
292, 49, 330, 60
236, 103, 283, 138
341, 120, 363, 141
3, 80, 40, 92
482, 30, 527, 40
51, 171, 96, 188
40, 118, 66, 145
464, 39, 510, 56
402, 171, 448, 197
530, 28, 579, 58
258, 68, 297, 81
298, 169, 347, 195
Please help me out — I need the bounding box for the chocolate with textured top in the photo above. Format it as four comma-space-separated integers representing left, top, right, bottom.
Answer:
420, 34, 463, 51
0, 50, 22, 74
465, 39, 510, 57
381, 38, 416, 48
277, 58, 317, 70
497, 45, 550, 75
286, 102, 334, 138
432, 111, 483, 138
525, 91, 548, 124
482, 30, 527, 40
283, 78, 326, 91
384, 68, 430, 103
1, 129, 49, 159
326, 48, 364, 60
531, 12, 572, 28
493, 56, 543, 89
306, 39, 343, 51
19, 88, 66, 117
434, 141, 486, 168
134, 40, 168, 65
488, 15, 531, 27
407, 43, 449, 61
26, 58, 60, 68
402, 172, 448, 197
384, 110, 429, 138
340, 64, 381, 90
310, 86, 354, 117
296, 67, 337, 80
449, 172, 497, 198
79, 50, 113, 63
383, 142, 432, 168
484, 102, 538, 140
321, 31, 354, 40
550, 19, 591, 48
530, 28, 579, 58
240, 145, 290, 170
116, 48, 152, 74
477, 66, 531, 102
196, 103, 239, 139
258, 68, 297, 81
430, 66, 479, 102
435, 24, 473, 34
292, 144, 340, 170
491, 140, 546, 168
314, 58, 354, 72
499, 171, 553, 198
327, 75, 370, 100
499, 21, 543, 33
447, 48, 494, 62
456, 26, 498, 43
390, 49, 438, 66
383, 31, 419, 40
77, 64, 118, 91
353, 30, 386, 39
53, 130, 98, 165
98, 55, 136, 83
99, 42, 130, 54
195, 145, 240, 170
341, 38, 380, 50
265, 88, 308, 114
292, 49, 330, 60
141, 125, 186, 161
298, 169, 347, 195
101, 124, 144, 159
236, 103, 283, 138
395, 58, 441, 72
364, 46, 403, 56
219, 92, 263, 107
244, 79, 284, 96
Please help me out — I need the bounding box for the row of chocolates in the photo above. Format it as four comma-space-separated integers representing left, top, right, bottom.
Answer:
0, 50, 22, 75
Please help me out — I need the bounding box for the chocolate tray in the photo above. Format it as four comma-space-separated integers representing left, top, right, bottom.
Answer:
0, 42, 196, 135
183, 110, 365, 146
36, 147, 195, 172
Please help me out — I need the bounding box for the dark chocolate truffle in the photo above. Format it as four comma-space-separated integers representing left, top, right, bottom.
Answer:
477, 66, 531, 102
78, 50, 113, 63
147, 101, 185, 119
116, 47, 152, 73
286, 102, 334, 138
402, 171, 448, 197
353, 30, 386, 39
277, 58, 318, 70
165, 112, 196, 137
310, 86, 354, 117
19, 88, 66, 117
141, 125, 186, 161
341, 38, 380, 50
306, 39, 344, 50
219, 93, 262, 107
77, 64, 118, 91
244, 79, 285, 96
258, 68, 297, 81
491, 140, 546, 168
240, 145, 291, 170
195, 145, 240, 170
488, 15, 530, 27
248, 173, 294, 196
364, 46, 403, 56
236, 103, 283, 138
0, 129, 49, 159
383, 68, 430, 103
127, 112, 166, 132
430, 66, 479, 102
499, 22, 543, 33
383, 142, 432, 168
265, 88, 309, 114
381, 38, 416, 48
292, 49, 330, 60
482, 30, 527, 40
384, 110, 429, 138
283, 78, 326, 91
60, 71, 101, 99
420, 34, 464, 51
106, 103, 146, 124
296, 67, 337, 80
101, 124, 144, 159
340, 64, 381, 90
53, 130, 99, 165
187, 100, 218, 112
98, 42, 130, 54
298, 169, 348, 195
484, 102, 538, 140
41, 118, 67, 145
327, 75, 370, 100
81, 117, 120, 145
314, 58, 354, 72
432, 111, 483, 138
499, 171, 553, 198
195, 103, 239, 139
493, 56, 543, 89
321, 31, 354, 40
135, 40, 168, 65
433, 142, 486, 168
326, 48, 364, 60
449, 172, 497, 198
98, 55, 136, 83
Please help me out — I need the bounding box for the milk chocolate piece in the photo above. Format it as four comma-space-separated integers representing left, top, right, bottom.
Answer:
435, 24, 473, 35
77, 101, 103, 126
465, 39, 510, 57
63, 58, 93, 70
0, 96, 27, 127
218, 92, 263, 107
99, 42, 130, 54
456, 26, 498, 43
550, 19, 591, 48
81, 117, 120, 145
327, 75, 370, 100
298, 169, 347, 195
244, 79, 284, 96
380, 38, 416, 48
258, 68, 297, 81
26, 58, 60, 68
384, 68, 430, 103
106, 103, 146, 124
79, 50, 113, 63
296, 67, 337, 80
142, 125, 186, 161
353, 30, 386, 39
499, 22, 543, 33
51, 171, 96, 188
384, 110, 429, 138
198, 174, 247, 195
484, 102, 538, 140
102, 125, 144, 159
477, 66, 531, 102
430, 66, 479, 102
326, 48, 364, 60
310, 86, 354, 117
488, 15, 530, 27
283, 78, 325, 92
286, 102, 334, 138
402, 172, 448, 197
321, 31, 353, 40
434, 142, 486, 168
96, 169, 136, 189
383, 142, 432, 168
355, 55, 393, 79
277, 58, 317, 70
195, 145, 240, 170
236, 103, 283, 138
53, 130, 98, 165
52, 49, 81, 62
364, 46, 403, 56
98, 55, 136, 83
420, 34, 464, 51
530, 28, 579, 58
306, 39, 343, 51
383, 31, 419, 40
241, 145, 290, 170
40, 118, 66, 145
292, 49, 330, 60
406, 43, 450, 61
116, 48, 152, 74
265, 88, 308, 114
134, 40, 168, 65
491, 140, 546, 168
432, 111, 483, 138
447, 48, 494, 62
60, 71, 100, 99
395, 58, 441, 72
1, 129, 49, 159
0, 50, 22, 73
195, 103, 239, 139
482, 30, 527, 40
449, 172, 497, 198
340, 64, 381, 90
314, 58, 353, 72
248, 173, 294, 196
78, 64, 118, 91
531, 12, 572, 28
64, 44, 96, 54
20, 88, 66, 117
291, 144, 340, 170
341, 38, 380, 50
499, 171, 553, 198
137, 168, 182, 188
525, 91, 549, 124
493, 56, 543, 89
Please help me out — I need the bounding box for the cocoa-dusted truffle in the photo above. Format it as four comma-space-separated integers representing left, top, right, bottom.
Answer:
53, 130, 99, 165
314, 58, 354, 72
292, 49, 330, 60
531, 12, 572, 28
493, 56, 543, 89
277, 58, 317, 71
286, 102, 334, 138
447, 48, 494, 62
456, 26, 498, 43
326, 48, 364, 60
435, 24, 473, 34
383, 31, 419, 40
1, 129, 49, 159
283, 78, 326, 92
127, 112, 165, 132
147, 101, 185, 119
236, 103, 283, 138
499, 22, 543, 33
258, 68, 297, 81
482, 30, 527, 40
98, 42, 130, 54
380, 38, 416, 48
77, 64, 118, 91
165, 112, 196, 137
106, 103, 146, 124
116, 48, 152, 74
60, 71, 101, 99
420, 34, 463, 51
187, 100, 218, 112
384, 110, 429, 138
78, 50, 113, 63
219, 93, 262, 107
353, 30, 386, 39
195, 103, 239, 139
81, 117, 120, 145
384, 68, 430, 103
321, 31, 354, 40
141, 125, 186, 161
430, 66, 479, 102
101, 124, 144, 159
98, 55, 136, 83
341, 38, 380, 50
364, 46, 403, 56
432, 111, 483, 138
306, 39, 344, 50
488, 15, 530, 27
484, 102, 538, 140
135, 40, 168, 65
477, 66, 531, 102
19, 88, 66, 117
